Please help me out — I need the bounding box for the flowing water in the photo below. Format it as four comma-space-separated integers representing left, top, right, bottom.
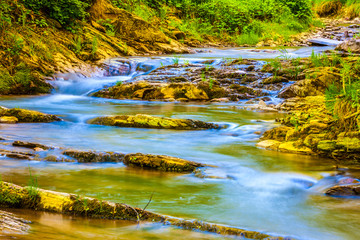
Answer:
1, 47, 360, 240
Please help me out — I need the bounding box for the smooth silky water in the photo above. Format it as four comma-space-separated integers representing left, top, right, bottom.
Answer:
0, 47, 359, 240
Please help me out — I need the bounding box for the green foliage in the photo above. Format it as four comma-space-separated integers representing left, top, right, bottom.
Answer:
72, 36, 83, 54
172, 56, 180, 65
22, 0, 92, 26
0, 64, 49, 94
97, 19, 115, 36
5, 34, 24, 56
324, 57, 360, 131
111, 0, 313, 45
91, 36, 98, 56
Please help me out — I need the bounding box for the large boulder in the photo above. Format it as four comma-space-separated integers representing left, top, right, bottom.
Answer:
88, 114, 222, 130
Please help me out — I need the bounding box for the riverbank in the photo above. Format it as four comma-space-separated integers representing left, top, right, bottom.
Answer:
0, 0, 340, 96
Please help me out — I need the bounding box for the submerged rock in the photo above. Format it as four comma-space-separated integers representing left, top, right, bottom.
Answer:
63, 150, 125, 163
12, 141, 52, 150
0, 149, 35, 160
0, 210, 30, 235
88, 114, 222, 130
124, 153, 205, 172
0, 108, 61, 123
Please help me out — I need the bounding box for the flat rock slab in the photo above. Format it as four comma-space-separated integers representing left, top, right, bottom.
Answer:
88, 114, 222, 130
308, 38, 343, 46
124, 153, 205, 172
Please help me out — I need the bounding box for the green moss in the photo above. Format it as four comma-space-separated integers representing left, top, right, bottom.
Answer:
88, 114, 222, 130
123, 153, 205, 172
1, 108, 61, 123
317, 140, 337, 152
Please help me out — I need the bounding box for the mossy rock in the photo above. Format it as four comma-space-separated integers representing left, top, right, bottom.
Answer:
123, 153, 205, 172
162, 83, 209, 100
317, 140, 337, 152
0, 116, 18, 124
88, 114, 222, 130
336, 137, 360, 152
1, 108, 61, 123
0, 181, 289, 239
303, 134, 326, 148
63, 150, 125, 163
278, 141, 313, 155
261, 126, 292, 141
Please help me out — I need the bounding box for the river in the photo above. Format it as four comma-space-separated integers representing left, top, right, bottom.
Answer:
1, 46, 360, 240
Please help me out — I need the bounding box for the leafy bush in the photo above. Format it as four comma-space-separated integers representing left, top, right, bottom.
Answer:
22, 0, 92, 26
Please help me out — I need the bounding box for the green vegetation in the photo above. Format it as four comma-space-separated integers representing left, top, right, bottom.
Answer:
313, 0, 360, 18
22, 0, 92, 26
112, 0, 314, 45
325, 58, 360, 131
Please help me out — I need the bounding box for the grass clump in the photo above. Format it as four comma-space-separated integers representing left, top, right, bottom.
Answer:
324, 56, 360, 131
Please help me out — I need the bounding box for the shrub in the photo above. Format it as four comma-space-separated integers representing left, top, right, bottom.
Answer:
22, 0, 92, 26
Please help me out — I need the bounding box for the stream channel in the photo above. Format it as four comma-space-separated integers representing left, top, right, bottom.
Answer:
0, 46, 360, 240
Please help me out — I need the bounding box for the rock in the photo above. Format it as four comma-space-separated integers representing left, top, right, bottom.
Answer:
0, 108, 61, 123
303, 134, 326, 148
262, 76, 288, 84
0, 149, 35, 160
278, 68, 341, 98
278, 142, 313, 154
88, 114, 222, 130
317, 140, 337, 152
94, 81, 225, 101
63, 150, 125, 163
336, 137, 360, 152
261, 126, 292, 141
210, 98, 230, 103
258, 100, 266, 108
336, 39, 360, 53
308, 38, 343, 46
326, 184, 360, 196
285, 129, 301, 141
12, 141, 52, 150
256, 140, 281, 150
124, 153, 205, 172
0, 116, 18, 124
0, 210, 30, 234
